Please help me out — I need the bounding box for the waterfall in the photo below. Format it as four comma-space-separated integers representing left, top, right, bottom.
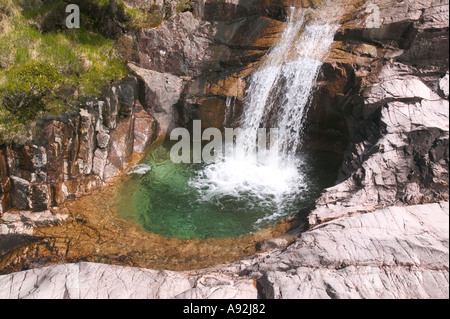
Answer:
239, 8, 339, 164
190, 6, 340, 223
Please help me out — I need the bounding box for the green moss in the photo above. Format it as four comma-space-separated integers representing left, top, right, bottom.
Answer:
0, 0, 128, 143
176, 0, 192, 13
124, 6, 164, 30
0, 61, 63, 117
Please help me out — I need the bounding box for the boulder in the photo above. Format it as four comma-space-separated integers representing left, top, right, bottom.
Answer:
128, 63, 184, 136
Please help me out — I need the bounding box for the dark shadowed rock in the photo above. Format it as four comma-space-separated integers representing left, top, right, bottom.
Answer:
9, 177, 30, 211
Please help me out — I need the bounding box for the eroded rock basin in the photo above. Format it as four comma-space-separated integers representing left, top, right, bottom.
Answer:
1, 143, 344, 274
0, 178, 295, 274
115, 141, 342, 240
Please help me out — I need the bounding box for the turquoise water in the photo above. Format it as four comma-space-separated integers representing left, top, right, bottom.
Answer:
114, 141, 341, 239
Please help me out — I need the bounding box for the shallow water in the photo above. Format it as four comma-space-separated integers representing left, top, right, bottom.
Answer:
114, 141, 341, 239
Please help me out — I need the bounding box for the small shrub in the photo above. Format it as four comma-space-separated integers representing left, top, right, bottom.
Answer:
176, 0, 192, 13
0, 61, 63, 121
115, 35, 139, 62
124, 7, 163, 30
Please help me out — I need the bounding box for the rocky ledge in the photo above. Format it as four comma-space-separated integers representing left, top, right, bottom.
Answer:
0, 75, 158, 215
0, 0, 449, 299
0, 202, 447, 299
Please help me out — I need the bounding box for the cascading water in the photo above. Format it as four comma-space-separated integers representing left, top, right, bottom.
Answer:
115, 5, 343, 239
189, 8, 339, 225
240, 9, 339, 161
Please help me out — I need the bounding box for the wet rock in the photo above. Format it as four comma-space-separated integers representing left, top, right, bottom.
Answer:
104, 117, 135, 182
191, 98, 227, 130
133, 104, 157, 155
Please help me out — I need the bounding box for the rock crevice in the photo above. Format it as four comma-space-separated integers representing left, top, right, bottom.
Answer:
0, 75, 158, 216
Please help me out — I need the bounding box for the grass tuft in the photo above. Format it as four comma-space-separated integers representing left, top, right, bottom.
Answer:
0, 0, 128, 143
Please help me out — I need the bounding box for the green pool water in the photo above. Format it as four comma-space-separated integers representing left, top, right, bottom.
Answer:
113, 141, 341, 240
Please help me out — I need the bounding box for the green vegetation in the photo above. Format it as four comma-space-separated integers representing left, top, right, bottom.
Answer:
0, 61, 63, 118
124, 6, 164, 29
176, 0, 192, 13
0, 0, 130, 143
0, 0, 193, 143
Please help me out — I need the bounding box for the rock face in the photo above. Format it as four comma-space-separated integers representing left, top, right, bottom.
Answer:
0, 75, 157, 214
128, 63, 184, 136
0, 0, 448, 299
254, 202, 449, 299
0, 262, 257, 299
130, 9, 286, 136
305, 0, 449, 225
0, 202, 447, 299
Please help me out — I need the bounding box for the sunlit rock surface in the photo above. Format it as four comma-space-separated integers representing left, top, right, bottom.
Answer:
0, 202, 447, 299
253, 202, 449, 299
0, 0, 448, 299
0, 262, 257, 299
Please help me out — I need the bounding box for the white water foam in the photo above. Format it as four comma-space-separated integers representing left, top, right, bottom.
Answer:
190, 7, 340, 225
127, 164, 152, 175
